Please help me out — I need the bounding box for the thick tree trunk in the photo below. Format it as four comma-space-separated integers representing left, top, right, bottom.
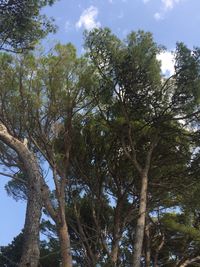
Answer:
19, 181, 41, 267
132, 173, 148, 267
18, 149, 42, 267
0, 123, 42, 267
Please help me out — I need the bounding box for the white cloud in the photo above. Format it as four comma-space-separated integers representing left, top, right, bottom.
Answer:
162, 0, 181, 10
154, 12, 163, 20
157, 51, 175, 76
143, 0, 182, 19
75, 6, 101, 31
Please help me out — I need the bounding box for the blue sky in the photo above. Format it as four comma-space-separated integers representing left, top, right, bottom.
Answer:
1, 0, 200, 246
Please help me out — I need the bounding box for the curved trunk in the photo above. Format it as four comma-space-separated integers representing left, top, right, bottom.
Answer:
0, 123, 42, 267
132, 173, 148, 267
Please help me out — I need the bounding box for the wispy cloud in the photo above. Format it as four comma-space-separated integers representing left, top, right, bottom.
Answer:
75, 6, 101, 31
143, 0, 182, 20
157, 51, 175, 76
162, 0, 181, 10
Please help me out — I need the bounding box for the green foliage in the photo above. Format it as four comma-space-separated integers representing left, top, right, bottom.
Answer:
1, 28, 200, 266
0, 0, 56, 52
0, 232, 60, 267
0, 233, 23, 267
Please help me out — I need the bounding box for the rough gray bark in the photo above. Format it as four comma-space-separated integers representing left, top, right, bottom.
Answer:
0, 123, 42, 267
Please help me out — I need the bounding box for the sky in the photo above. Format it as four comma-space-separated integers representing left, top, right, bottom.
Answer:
1, 0, 200, 246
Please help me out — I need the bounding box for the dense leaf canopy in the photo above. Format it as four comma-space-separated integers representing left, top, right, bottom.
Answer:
0, 0, 56, 52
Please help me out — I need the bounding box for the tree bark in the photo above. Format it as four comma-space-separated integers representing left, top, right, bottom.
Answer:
145, 217, 151, 267
132, 173, 148, 267
74, 203, 97, 266
19, 180, 41, 267
57, 215, 73, 267
53, 168, 72, 267
0, 123, 42, 267
177, 256, 200, 267
110, 200, 122, 266
154, 234, 165, 267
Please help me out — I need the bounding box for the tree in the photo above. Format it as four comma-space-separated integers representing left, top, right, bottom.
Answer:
0, 1, 56, 266
85, 28, 200, 267
0, 232, 24, 267
0, 123, 43, 267
0, 0, 56, 52
0, 232, 61, 267
1, 27, 200, 267
0, 43, 96, 267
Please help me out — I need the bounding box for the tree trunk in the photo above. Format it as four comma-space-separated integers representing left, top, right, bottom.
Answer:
56, 169, 72, 267
145, 217, 151, 267
154, 233, 164, 267
177, 256, 200, 267
19, 179, 41, 267
57, 220, 73, 267
110, 200, 122, 266
132, 173, 148, 267
110, 244, 119, 266
0, 123, 42, 267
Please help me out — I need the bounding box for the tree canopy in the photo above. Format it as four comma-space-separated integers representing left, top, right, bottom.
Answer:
0, 0, 56, 52
0, 27, 200, 267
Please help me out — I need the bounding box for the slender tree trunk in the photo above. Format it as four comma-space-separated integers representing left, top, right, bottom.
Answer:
110, 244, 119, 266
177, 256, 200, 267
56, 170, 72, 267
0, 123, 42, 267
57, 218, 73, 267
132, 173, 148, 267
58, 115, 73, 267
145, 217, 151, 267
154, 234, 164, 267
110, 200, 122, 266
74, 203, 97, 266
